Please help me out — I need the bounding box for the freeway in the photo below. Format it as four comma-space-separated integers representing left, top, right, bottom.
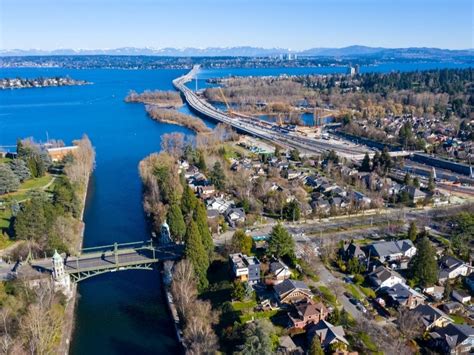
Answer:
174, 66, 370, 157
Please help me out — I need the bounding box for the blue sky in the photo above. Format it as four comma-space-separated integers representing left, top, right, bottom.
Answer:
0, 0, 472, 50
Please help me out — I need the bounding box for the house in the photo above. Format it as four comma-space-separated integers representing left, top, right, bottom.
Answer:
368, 266, 406, 289
47, 146, 79, 162
438, 256, 471, 283
312, 198, 330, 213
441, 302, 464, 315
197, 185, 215, 199
287, 170, 300, 180
229, 253, 261, 284
206, 197, 234, 213
402, 186, 427, 203
423, 285, 445, 301
224, 207, 246, 227
307, 320, 349, 349
206, 209, 220, 219
268, 259, 292, 285
343, 242, 367, 262
288, 300, 328, 329
429, 323, 474, 354
452, 290, 471, 304
351, 191, 371, 207
274, 279, 314, 304
277, 335, 303, 355
368, 239, 416, 262
466, 273, 474, 292
413, 304, 452, 331
383, 283, 425, 309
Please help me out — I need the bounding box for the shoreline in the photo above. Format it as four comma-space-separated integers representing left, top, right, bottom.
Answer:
57, 173, 91, 355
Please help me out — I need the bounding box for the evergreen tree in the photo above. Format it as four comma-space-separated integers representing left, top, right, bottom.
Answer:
407, 221, 418, 241
196, 150, 206, 171
53, 177, 80, 217
404, 172, 412, 186
167, 203, 186, 242
0, 164, 20, 194
283, 200, 301, 221
268, 223, 295, 259
194, 200, 213, 257
231, 229, 253, 255
427, 172, 436, 193
14, 197, 49, 242
289, 148, 300, 161
184, 220, 209, 290
372, 151, 381, 171
308, 336, 324, 355
210, 161, 225, 190
361, 153, 371, 172
181, 185, 197, 217
409, 237, 438, 287
413, 177, 420, 188
9, 159, 30, 182
231, 281, 246, 301
380, 147, 393, 174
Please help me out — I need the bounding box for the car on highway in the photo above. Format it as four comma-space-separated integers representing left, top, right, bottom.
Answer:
356, 303, 368, 313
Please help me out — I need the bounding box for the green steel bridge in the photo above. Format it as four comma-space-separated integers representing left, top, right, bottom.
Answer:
30, 240, 184, 283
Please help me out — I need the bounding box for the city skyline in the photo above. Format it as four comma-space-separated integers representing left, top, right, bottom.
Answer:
1, 0, 472, 51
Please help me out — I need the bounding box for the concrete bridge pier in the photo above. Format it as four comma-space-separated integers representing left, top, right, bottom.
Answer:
52, 250, 73, 299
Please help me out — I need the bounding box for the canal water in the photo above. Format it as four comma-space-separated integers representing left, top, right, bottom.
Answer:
0, 61, 470, 354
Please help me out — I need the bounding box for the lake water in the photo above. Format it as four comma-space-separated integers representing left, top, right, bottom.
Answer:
0, 61, 471, 354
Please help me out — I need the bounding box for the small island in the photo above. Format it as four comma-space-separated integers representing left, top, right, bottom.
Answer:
0, 76, 91, 89
125, 89, 183, 108
146, 106, 211, 133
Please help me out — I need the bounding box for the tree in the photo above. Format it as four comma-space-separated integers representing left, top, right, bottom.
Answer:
407, 221, 418, 242
427, 172, 435, 193
268, 223, 295, 259
194, 201, 213, 258
408, 237, 438, 287
181, 185, 197, 217
53, 177, 80, 217
167, 203, 186, 242
398, 307, 423, 341
210, 161, 225, 190
231, 281, 246, 301
308, 336, 324, 355
403, 172, 412, 186
360, 153, 371, 172
283, 200, 301, 221
14, 197, 49, 243
231, 229, 253, 255
237, 319, 274, 355
9, 159, 30, 182
347, 257, 366, 275
413, 177, 420, 188
0, 164, 20, 194
289, 148, 300, 161
184, 220, 209, 290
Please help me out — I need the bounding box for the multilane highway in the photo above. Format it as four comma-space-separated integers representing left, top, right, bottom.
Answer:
174, 66, 370, 157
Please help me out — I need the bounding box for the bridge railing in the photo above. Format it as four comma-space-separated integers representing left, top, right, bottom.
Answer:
81, 239, 154, 255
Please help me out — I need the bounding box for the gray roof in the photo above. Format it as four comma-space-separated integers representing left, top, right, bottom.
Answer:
369, 266, 404, 285
384, 283, 425, 305
413, 304, 451, 328
274, 279, 311, 297
369, 239, 414, 258
307, 320, 349, 347
430, 323, 474, 349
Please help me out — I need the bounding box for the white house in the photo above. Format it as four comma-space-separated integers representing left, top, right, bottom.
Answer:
368, 239, 417, 262
438, 256, 471, 283
368, 266, 406, 289
452, 290, 472, 304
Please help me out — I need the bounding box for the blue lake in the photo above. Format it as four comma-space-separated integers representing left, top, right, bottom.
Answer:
0, 61, 471, 354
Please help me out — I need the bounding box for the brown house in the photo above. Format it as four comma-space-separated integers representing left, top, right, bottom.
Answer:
289, 299, 328, 329
274, 279, 314, 304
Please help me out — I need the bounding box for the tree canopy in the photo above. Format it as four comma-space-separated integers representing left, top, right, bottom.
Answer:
409, 237, 438, 287
268, 223, 295, 259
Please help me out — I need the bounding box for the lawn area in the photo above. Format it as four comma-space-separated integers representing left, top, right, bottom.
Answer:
18, 174, 54, 190
0, 209, 12, 230
449, 314, 466, 324
239, 309, 279, 323
0, 157, 12, 164
345, 284, 363, 300
232, 300, 257, 311
318, 285, 338, 306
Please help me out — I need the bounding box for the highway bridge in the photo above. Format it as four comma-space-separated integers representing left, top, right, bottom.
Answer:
173, 66, 370, 158
29, 240, 184, 283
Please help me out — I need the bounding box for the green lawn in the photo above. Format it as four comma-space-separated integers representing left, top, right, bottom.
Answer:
232, 300, 257, 311
345, 284, 363, 300
18, 174, 53, 190
239, 309, 279, 323
0, 157, 12, 164
450, 314, 466, 324
318, 285, 338, 306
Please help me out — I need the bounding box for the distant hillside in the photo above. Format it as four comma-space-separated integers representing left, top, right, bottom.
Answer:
1, 46, 472, 59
